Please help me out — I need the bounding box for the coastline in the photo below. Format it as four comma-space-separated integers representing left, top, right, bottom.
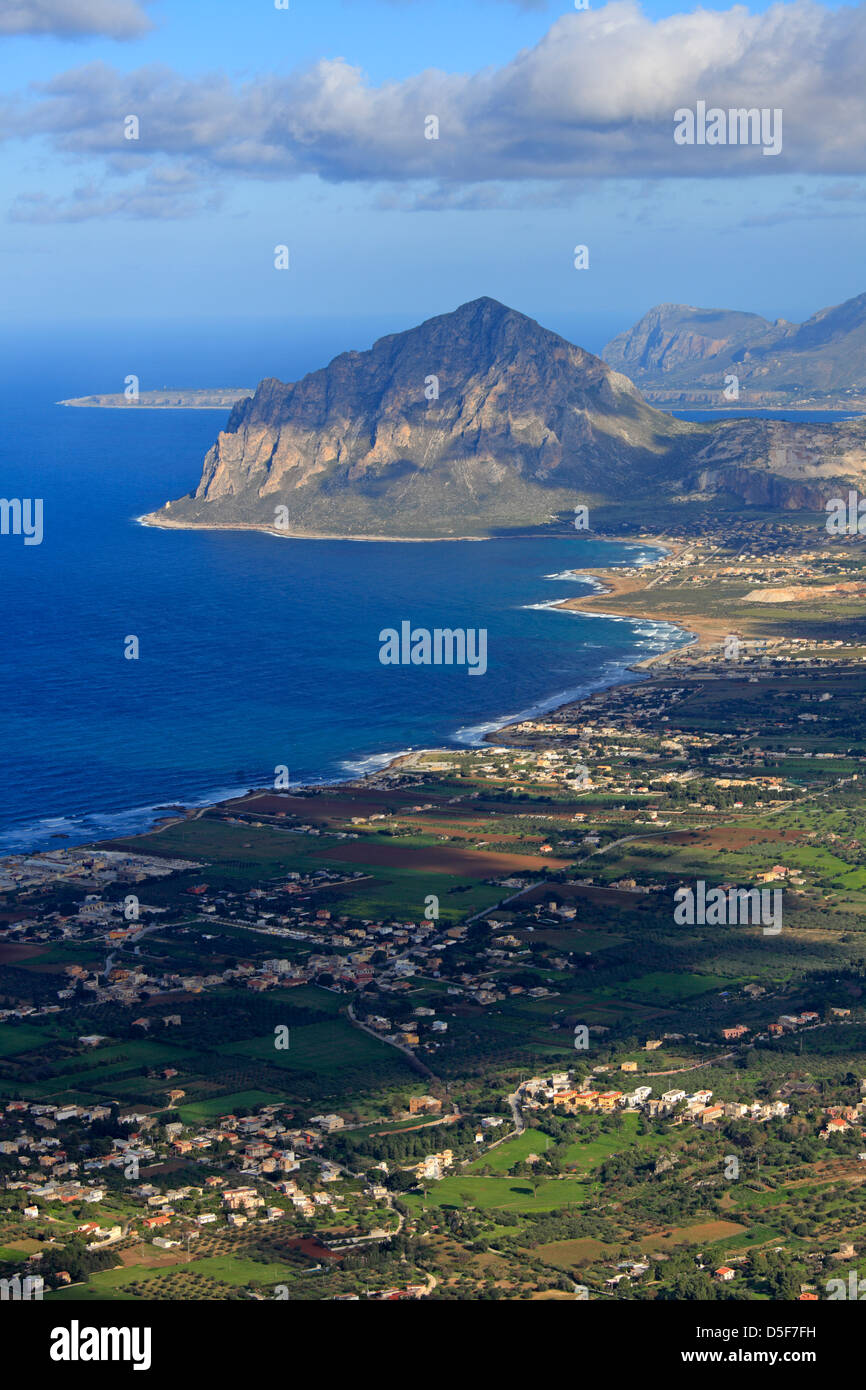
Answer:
223, 535, 697, 793
478, 533, 700, 743
640, 395, 866, 413
137, 513, 491, 543
547, 534, 722, 667
0, 534, 696, 857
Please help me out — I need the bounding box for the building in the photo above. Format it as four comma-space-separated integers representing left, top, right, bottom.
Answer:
722, 1025, 750, 1041
408, 1095, 442, 1116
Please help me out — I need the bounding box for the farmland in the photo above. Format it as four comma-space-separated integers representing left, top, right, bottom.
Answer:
5, 521, 866, 1300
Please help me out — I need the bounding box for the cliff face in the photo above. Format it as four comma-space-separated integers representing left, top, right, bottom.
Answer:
144, 298, 866, 539
682, 417, 866, 509
146, 298, 696, 538
604, 304, 776, 379
603, 292, 866, 403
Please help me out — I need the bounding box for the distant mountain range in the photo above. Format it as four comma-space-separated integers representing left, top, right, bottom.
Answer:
603, 292, 866, 408
143, 298, 866, 539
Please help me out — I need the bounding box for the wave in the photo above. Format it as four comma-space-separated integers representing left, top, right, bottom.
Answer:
0, 540, 681, 857
456, 562, 689, 747
454, 657, 639, 748
0, 783, 262, 855
336, 747, 430, 778
542, 570, 605, 588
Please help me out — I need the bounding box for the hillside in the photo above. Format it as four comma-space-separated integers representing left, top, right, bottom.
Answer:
603, 292, 866, 409
143, 298, 866, 539
142, 298, 696, 539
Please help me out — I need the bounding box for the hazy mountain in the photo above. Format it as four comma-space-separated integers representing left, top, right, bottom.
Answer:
603, 292, 866, 407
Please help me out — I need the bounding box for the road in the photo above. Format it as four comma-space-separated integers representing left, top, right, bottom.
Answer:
346, 1002, 438, 1081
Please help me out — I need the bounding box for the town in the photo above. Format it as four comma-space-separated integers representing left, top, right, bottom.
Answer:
4, 519, 866, 1300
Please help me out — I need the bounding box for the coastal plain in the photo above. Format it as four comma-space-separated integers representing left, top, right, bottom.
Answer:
5, 513, 866, 1300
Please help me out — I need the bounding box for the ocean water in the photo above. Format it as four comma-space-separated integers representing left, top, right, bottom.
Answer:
671, 409, 863, 423
0, 335, 691, 855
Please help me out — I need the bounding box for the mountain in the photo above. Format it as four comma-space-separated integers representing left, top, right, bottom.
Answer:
142, 298, 696, 539
603, 292, 866, 407
604, 304, 777, 379
143, 298, 866, 539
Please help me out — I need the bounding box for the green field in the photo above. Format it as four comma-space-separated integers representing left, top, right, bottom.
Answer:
0, 1024, 60, 1057
176, 1090, 285, 1123
559, 1114, 668, 1171
466, 1128, 550, 1172
617, 971, 729, 1003
315, 870, 504, 922
47, 1253, 300, 1300
409, 1175, 589, 1212
223, 1019, 409, 1074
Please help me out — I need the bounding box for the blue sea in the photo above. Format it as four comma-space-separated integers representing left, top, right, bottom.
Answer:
672, 409, 862, 423
3, 319, 761, 856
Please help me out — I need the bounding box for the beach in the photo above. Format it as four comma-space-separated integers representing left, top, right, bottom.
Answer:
551, 543, 727, 665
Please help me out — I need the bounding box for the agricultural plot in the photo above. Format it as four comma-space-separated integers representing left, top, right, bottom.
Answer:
177, 1091, 285, 1123
615, 971, 729, 1004
410, 1174, 590, 1213
224, 1019, 405, 1075
466, 1128, 551, 1172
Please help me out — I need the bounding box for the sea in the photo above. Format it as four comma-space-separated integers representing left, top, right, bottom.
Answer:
1, 320, 850, 855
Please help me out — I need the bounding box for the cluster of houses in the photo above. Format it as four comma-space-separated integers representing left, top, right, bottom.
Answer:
819, 1089, 866, 1142
0, 1097, 342, 1203
722, 1010, 826, 1043
412, 1149, 454, 1181
0, 868, 496, 1048
0, 1092, 406, 1269
524, 1066, 866, 1148
518, 1072, 791, 1128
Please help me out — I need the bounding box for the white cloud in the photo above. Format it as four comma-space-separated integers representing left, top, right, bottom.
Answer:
10, 166, 219, 221
0, 0, 153, 40
7, 1, 866, 220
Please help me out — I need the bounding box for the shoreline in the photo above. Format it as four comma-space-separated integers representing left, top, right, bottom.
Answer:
137, 514, 492, 543
546, 533, 721, 666
0, 530, 706, 856
480, 533, 700, 743
0, 535, 696, 858
642, 399, 866, 414
211, 535, 697, 796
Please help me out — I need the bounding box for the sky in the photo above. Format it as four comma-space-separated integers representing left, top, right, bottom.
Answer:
1, 0, 865, 366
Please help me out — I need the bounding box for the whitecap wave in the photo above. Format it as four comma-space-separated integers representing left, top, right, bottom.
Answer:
336, 747, 427, 778
0, 781, 266, 855
0, 541, 684, 855
454, 658, 635, 747
542, 570, 605, 589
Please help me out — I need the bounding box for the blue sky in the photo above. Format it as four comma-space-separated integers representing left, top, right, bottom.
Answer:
1, 0, 865, 353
